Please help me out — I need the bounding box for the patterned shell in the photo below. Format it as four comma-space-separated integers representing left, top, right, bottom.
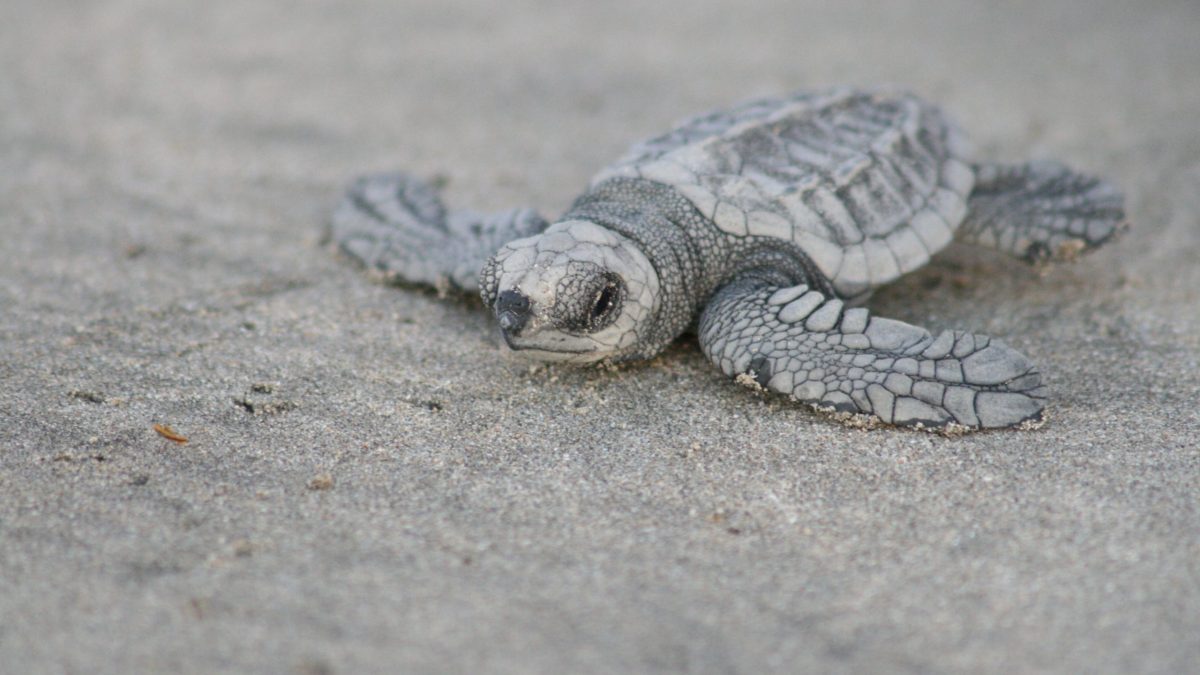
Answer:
591, 88, 976, 298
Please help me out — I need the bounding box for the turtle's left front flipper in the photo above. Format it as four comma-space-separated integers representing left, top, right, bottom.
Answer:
957, 161, 1127, 263
330, 172, 548, 293
698, 276, 1046, 430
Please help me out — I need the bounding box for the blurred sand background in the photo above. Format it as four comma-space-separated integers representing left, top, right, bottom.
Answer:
1, 1, 1198, 672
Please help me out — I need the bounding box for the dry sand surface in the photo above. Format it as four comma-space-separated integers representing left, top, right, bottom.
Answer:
2, 1, 1198, 672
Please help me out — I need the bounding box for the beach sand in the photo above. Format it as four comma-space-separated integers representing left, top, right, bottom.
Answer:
2, 1, 1197, 671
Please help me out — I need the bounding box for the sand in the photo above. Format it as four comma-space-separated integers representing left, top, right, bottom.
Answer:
2, 1, 1198, 672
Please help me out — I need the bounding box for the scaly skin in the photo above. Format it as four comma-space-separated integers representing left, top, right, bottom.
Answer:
698, 274, 1046, 429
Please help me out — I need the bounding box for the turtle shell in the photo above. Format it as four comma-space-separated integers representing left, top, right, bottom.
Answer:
591, 88, 976, 298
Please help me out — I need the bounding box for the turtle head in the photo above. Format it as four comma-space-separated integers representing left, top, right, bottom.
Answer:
480, 220, 660, 363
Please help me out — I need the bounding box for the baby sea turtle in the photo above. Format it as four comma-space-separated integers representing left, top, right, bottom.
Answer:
331, 87, 1125, 431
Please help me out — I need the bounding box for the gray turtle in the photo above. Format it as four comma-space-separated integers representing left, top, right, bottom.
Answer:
331, 87, 1125, 431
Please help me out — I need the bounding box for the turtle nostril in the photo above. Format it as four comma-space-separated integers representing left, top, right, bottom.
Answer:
496, 290, 529, 314
495, 290, 531, 335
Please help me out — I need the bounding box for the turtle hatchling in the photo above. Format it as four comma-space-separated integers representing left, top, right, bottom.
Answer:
331, 87, 1125, 431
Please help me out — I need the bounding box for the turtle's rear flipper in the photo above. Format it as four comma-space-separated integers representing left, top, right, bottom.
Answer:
330, 172, 548, 294
958, 161, 1126, 263
698, 275, 1047, 431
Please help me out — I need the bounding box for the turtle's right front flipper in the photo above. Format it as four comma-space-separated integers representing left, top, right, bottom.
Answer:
330, 172, 548, 293
698, 275, 1046, 430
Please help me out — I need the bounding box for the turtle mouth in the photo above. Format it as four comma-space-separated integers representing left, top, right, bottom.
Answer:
510, 345, 595, 355
502, 336, 596, 356
500, 331, 601, 362
507, 345, 602, 364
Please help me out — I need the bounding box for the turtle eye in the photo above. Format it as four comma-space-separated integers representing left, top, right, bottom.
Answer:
556, 266, 623, 334
592, 283, 617, 321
